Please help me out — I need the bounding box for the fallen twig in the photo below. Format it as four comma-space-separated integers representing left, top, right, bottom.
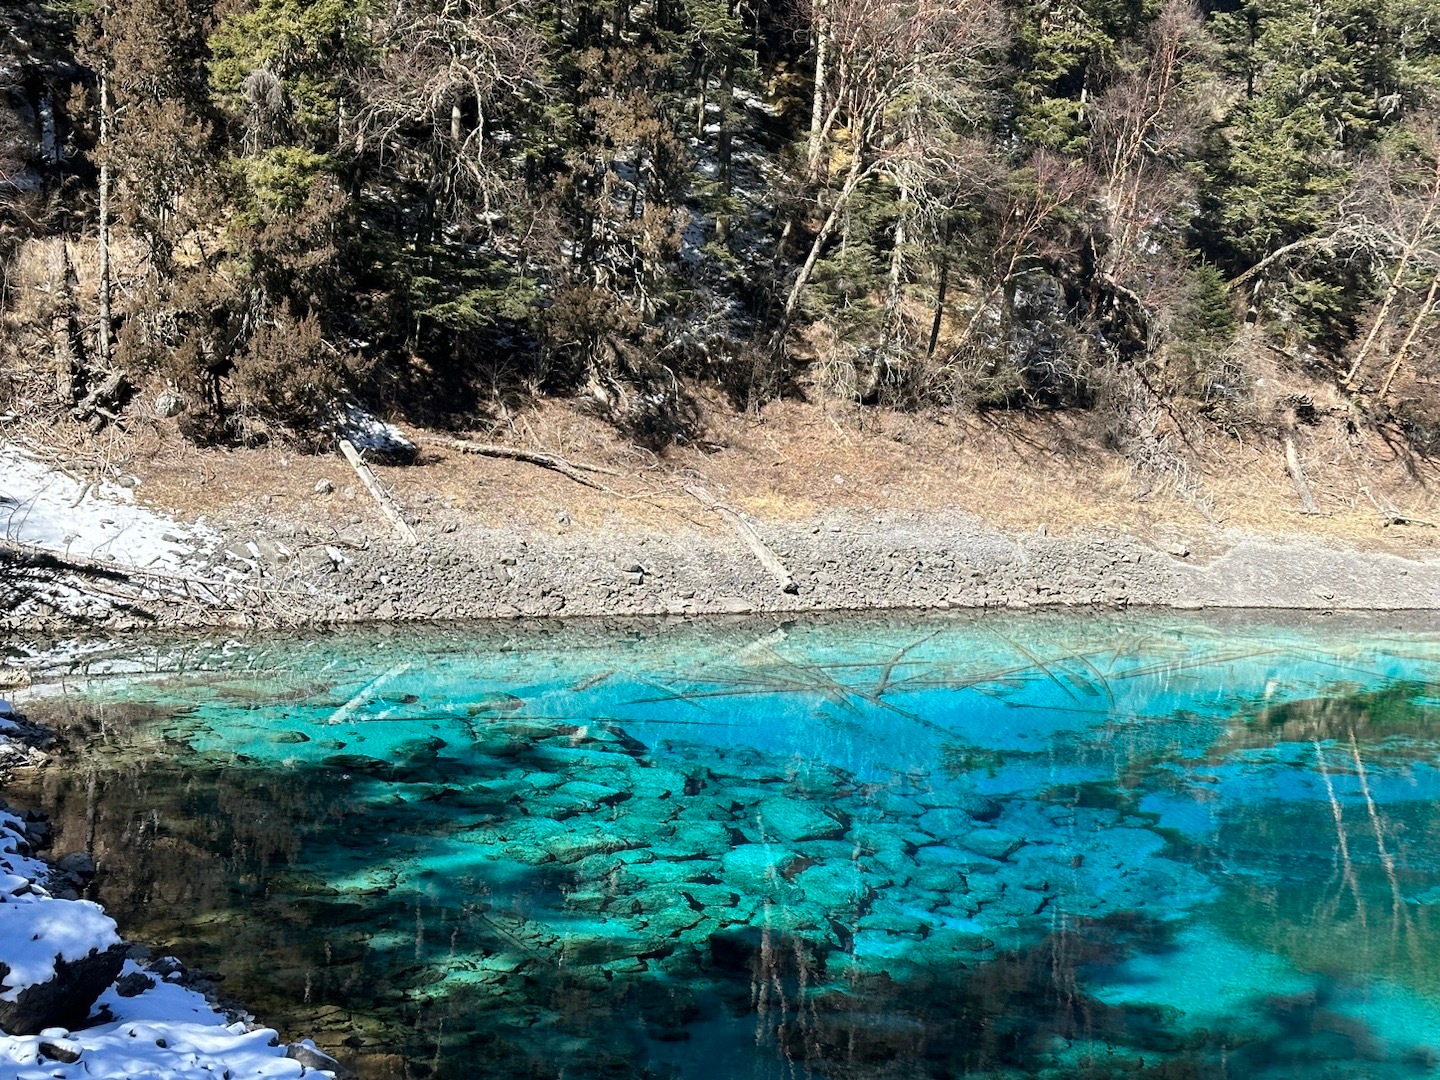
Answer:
1360, 485, 1439, 528
445, 438, 619, 491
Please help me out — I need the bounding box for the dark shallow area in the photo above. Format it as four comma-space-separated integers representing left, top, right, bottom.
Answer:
13, 610, 1440, 1078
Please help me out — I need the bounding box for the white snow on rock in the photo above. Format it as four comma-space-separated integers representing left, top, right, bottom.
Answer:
0, 811, 48, 892
0, 900, 120, 1000
0, 441, 216, 571
334, 404, 416, 464
1, 961, 328, 1079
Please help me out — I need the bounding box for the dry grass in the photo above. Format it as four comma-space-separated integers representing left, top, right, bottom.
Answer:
11, 386, 1439, 555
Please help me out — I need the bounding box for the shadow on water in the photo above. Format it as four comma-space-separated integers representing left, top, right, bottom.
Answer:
14, 613, 1440, 1078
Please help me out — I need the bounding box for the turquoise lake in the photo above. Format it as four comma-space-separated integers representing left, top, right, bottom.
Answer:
16, 610, 1440, 1078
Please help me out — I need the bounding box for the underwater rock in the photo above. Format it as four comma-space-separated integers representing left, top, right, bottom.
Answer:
793, 861, 869, 912
750, 797, 848, 843
626, 766, 690, 801
557, 925, 666, 966
612, 857, 723, 890
912, 844, 1000, 875
913, 790, 1002, 822
916, 807, 979, 840
421, 785, 515, 814
624, 884, 688, 915
753, 900, 826, 935
539, 780, 629, 818
466, 692, 526, 715
850, 826, 913, 875
563, 888, 612, 913
673, 884, 740, 912
543, 826, 639, 864
322, 753, 408, 780
649, 820, 734, 861
719, 845, 804, 899
493, 817, 571, 864
391, 736, 447, 763
1408, 885, 1440, 905
856, 900, 933, 938
959, 828, 1026, 861
637, 905, 707, 939
908, 866, 964, 894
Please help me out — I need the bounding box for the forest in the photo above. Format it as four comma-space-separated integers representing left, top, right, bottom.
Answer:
3, 0, 1440, 453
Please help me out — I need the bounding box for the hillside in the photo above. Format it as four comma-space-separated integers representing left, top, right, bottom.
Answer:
5, 0, 1440, 460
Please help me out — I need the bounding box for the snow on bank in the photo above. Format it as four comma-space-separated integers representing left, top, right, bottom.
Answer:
0, 759, 335, 1078
0, 440, 217, 571
0, 899, 120, 999
1, 961, 331, 1080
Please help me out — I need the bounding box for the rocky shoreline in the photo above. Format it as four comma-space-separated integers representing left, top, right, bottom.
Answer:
7, 509, 1440, 631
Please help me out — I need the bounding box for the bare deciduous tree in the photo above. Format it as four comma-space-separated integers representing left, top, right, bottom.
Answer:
352, 0, 547, 220
774, 0, 1002, 355
1085, 0, 1206, 352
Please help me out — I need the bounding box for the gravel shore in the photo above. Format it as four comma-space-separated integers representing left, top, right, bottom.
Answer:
6, 506, 1440, 632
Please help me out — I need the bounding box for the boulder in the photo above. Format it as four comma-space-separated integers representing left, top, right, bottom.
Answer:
287, 1040, 357, 1079
750, 797, 847, 844
0, 941, 125, 1035
960, 829, 1026, 861
720, 845, 804, 900
793, 861, 869, 912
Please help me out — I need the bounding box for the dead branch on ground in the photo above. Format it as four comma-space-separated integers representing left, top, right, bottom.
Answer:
444, 438, 620, 491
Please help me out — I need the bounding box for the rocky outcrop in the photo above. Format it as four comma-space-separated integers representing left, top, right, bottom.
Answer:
0, 941, 125, 1034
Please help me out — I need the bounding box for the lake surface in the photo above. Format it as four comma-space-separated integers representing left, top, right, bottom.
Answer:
15, 611, 1440, 1078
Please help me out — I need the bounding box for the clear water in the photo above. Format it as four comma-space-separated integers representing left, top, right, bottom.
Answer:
17, 611, 1440, 1078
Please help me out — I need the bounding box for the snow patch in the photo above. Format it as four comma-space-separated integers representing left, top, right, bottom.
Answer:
0, 442, 217, 572
1, 973, 327, 1077
0, 900, 119, 1000
334, 404, 417, 464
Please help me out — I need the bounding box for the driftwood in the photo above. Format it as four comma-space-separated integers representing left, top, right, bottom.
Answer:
446, 438, 619, 491
0, 538, 306, 600
684, 484, 798, 594
339, 439, 418, 545
0, 539, 133, 581
1283, 437, 1320, 515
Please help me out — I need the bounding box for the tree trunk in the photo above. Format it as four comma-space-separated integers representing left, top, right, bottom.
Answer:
772, 151, 867, 354
50, 241, 77, 402
886, 180, 909, 321
1284, 436, 1320, 515
719, 61, 734, 193
1345, 257, 1410, 385
96, 63, 112, 370
1346, 162, 1440, 386
695, 61, 707, 137
1381, 274, 1440, 399
807, 4, 827, 177
927, 251, 950, 358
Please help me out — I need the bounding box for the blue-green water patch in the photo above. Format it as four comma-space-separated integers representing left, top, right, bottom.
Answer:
15, 610, 1440, 1078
